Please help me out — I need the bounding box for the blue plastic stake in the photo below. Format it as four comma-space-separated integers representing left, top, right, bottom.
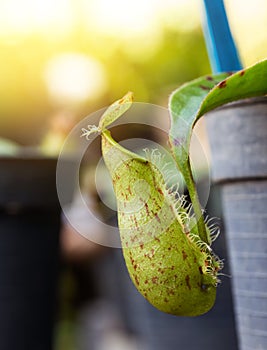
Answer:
202, 0, 243, 73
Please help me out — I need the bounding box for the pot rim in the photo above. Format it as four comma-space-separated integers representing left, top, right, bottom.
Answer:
214, 96, 267, 112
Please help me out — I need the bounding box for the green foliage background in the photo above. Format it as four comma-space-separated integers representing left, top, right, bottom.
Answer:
0, 27, 210, 145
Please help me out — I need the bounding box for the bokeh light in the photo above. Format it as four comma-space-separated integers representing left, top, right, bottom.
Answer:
44, 53, 107, 105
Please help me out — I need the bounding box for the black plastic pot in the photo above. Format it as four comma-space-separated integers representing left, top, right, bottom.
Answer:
0, 156, 74, 350
205, 97, 267, 350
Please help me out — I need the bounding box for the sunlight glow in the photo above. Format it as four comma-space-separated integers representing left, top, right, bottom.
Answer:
0, 0, 73, 35
44, 54, 107, 104
156, 0, 200, 32
84, 0, 158, 37
0, 0, 265, 66
224, 0, 267, 65
83, 0, 200, 37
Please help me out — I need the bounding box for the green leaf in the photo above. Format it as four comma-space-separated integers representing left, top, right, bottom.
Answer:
99, 91, 134, 130
169, 59, 267, 244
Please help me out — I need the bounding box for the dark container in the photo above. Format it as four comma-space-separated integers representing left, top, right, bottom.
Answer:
0, 156, 74, 350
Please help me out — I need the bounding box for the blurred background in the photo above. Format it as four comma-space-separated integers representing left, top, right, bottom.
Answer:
0, 1, 266, 350
0, 0, 266, 146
